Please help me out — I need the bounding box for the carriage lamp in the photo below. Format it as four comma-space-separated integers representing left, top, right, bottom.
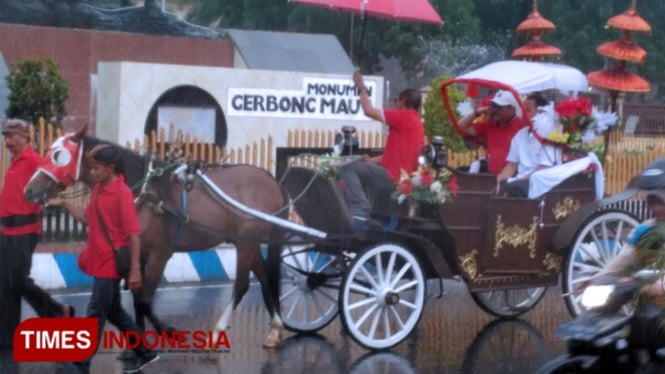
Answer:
335, 126, 359, 156
419, 135, 447, 169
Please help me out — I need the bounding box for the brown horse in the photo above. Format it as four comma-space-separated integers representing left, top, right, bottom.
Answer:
24, 126, 287, 348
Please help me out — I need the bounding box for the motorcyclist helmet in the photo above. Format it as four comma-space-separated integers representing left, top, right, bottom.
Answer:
636, 157, 665, 204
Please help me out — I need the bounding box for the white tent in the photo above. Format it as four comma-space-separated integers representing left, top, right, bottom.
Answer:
458, 60, 588, 94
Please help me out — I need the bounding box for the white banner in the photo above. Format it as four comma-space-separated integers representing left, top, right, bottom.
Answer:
226, 77, 378, 120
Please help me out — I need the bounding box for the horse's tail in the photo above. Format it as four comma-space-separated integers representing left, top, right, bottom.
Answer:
266, 184, 290, 313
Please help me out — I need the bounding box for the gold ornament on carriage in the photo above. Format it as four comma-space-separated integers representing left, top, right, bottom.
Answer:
542, 252, 563, 273
494, 215, 539, 258
552, 197, 580, 221
459, 250, 479, 280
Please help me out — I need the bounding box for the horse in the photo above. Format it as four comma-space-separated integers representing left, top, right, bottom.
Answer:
23, 125, 287, 348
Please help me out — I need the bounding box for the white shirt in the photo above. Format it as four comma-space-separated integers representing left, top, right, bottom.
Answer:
506, 127, 561, 180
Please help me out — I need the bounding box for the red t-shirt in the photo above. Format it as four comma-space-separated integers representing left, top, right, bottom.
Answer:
79, 175, 140, 278
0, 147, 42, 236
382, 109, 425, 181
474, 117, 524, 175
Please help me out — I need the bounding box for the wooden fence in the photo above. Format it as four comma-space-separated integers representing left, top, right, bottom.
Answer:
623, 103, 665, 136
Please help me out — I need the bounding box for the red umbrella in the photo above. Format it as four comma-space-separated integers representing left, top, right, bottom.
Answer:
596, 37, 647, 63
511, 39, 562, 60
587, 66, 651, 93
289, 0, 443, 62
289, 0, 443, 24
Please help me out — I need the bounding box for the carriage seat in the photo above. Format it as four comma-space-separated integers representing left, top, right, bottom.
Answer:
526, 152, 603, 199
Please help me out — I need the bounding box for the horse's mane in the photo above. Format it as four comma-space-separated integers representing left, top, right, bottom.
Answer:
81, 135, 149, 188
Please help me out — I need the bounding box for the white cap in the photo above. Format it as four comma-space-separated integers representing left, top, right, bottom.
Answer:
490, 90, 523, 118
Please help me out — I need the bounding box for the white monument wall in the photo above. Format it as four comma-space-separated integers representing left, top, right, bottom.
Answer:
96, 62, 385, 160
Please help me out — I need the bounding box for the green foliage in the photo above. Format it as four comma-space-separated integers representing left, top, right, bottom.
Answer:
5, 59, 69, 128
422, 75, 468, 152
635, 223, 665, 270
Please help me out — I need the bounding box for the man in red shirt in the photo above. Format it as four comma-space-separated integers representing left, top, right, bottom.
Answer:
459, 90, 525, 175
342, 71, 424, 229
47, 144, 158, 373
0, 119, 74, 351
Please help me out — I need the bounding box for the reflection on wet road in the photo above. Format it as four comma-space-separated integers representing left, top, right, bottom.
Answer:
14, 279, 571, 373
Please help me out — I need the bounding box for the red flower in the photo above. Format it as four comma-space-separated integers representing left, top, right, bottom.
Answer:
555, 97, 592, 119
446, 176, 459, 197
554, 98, 578, 119
421, 173, 434, 187
398, 179, 414, 196
577, 97, 592, 116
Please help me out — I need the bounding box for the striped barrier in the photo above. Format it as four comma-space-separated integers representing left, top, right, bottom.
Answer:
30, 248, 241, 290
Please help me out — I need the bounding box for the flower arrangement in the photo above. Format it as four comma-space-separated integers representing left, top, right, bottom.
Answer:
545, 97, 618, 151
394, 167, 459, 204
316, 152, 343, 180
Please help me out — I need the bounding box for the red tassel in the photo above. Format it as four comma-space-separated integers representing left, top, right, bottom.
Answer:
466, 83, 479, 98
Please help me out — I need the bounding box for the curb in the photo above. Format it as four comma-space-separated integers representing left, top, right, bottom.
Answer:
31, 248, 240, 290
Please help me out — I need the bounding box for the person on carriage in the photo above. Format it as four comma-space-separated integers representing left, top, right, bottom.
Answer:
459, 90, 524, 175
496, 93, 562, 197
344, 71, 424, 229
524, 92, 548, 119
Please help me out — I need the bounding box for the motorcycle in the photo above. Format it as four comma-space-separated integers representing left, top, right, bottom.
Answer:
537, 269, 665, 373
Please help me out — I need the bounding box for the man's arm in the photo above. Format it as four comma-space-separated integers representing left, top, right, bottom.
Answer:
47, 199, 88, 224
496, 162, 517, 192
459, 106, 489, 137
459, 113, 478, 137
353, 71, 383, 122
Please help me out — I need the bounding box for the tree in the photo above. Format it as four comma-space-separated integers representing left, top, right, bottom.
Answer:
422, 75, 468, 152
5, 59, 69, 128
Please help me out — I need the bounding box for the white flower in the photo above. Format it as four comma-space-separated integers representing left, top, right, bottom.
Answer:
590, 107, 618, 134
430, 181, 442, 193
411, 174, 422, 186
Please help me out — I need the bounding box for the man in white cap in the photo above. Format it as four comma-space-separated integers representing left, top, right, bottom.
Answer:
459, 90, 525, 175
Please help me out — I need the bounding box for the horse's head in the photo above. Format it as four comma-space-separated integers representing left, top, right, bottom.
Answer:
24, 125, 87, 204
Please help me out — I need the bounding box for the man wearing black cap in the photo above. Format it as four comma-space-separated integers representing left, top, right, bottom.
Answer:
0, 119, 74, 352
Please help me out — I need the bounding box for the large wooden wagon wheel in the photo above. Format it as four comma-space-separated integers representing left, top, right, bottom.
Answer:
562, 209, 640, 317
280, 245, 344, 333
338, 243, 426, 350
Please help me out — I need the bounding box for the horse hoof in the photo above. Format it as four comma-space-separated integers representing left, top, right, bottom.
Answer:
262, 338, 280, 349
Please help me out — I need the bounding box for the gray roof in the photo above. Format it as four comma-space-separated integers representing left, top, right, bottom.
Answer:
225, 29, 355, 74
0, 51, 9, 120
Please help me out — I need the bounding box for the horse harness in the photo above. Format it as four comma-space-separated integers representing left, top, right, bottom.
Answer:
132, 162, 322, 247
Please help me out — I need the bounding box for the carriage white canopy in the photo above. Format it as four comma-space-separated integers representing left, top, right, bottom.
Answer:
458, 60, 588, 94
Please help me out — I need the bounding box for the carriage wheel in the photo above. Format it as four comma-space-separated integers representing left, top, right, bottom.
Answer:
339, 243, 425, 350
563, 210, 640, 317
470, 287, 547, 318
280, 246, 342, 333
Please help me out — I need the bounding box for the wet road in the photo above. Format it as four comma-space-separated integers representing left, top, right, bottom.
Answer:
13, 279, 572, 373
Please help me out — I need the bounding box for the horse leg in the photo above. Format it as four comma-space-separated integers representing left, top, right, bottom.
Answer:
250, 247, 282, 349
138, 249, 173, 333
213, 243, 255, 336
